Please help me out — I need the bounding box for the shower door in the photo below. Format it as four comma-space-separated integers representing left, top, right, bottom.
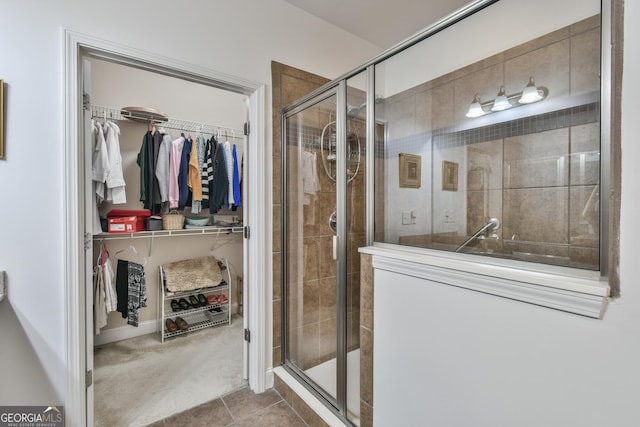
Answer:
283, 78, 365, 424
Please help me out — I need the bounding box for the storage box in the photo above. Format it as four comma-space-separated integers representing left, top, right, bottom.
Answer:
211, 214, 240, 225
107, 209, 151, 233
147, 216, 163, 231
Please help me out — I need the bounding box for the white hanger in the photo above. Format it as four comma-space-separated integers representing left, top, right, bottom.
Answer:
115, 239, 147, 266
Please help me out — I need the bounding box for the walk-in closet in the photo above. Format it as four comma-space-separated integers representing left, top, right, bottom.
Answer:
86, 57, 249, 427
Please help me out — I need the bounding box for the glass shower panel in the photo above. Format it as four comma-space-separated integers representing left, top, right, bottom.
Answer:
373, 6, 602, 271
284, 93, 339, 403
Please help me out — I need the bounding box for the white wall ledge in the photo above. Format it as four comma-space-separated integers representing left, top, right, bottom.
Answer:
360, 245, 610, 318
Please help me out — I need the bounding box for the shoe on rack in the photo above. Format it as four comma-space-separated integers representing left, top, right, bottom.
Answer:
207, 294, 218, 305
189, 295, 201, 307
217, 294, 228, 304
197, 293, 208, 306
166, 318, 178, 333
178, 298, 191, 310
175, 317, 189, 331
170, 299, 181, 312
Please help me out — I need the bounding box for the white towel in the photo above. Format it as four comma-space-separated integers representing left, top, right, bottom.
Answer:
302, 151, 321, 205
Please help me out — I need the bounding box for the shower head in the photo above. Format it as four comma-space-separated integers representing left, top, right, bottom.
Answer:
346, 95, 385, 118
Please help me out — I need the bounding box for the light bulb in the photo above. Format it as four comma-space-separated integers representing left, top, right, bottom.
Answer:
466, 95, 485, 118
519, 77, 543, 104
491, 86, 512, 111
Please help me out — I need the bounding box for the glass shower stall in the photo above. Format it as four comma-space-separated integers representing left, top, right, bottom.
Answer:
282, 71, 368, 424
280, 0, 606, 424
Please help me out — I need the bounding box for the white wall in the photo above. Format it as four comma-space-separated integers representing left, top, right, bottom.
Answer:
0, 0, 379, 405
373, 2, 640, 425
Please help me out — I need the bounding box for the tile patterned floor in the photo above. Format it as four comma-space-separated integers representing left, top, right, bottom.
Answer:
144, 386, 308, 427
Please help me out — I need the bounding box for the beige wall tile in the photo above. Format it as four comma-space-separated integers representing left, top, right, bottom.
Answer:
318, 317, 337, 362
504, 128, 569, 189
505, 39, 571, 100
273, 251, 282, 300
503, 187, 569, 244
571, 28, 601, 95
570, 123, 600, 186
504, 27, 570, 60
570, 185, 600, 248
319, 276, 336, 321
360, 326, 373, 406
273, 298, 282, 348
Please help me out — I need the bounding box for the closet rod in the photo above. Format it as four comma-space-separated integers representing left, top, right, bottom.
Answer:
90, 105, 245, 140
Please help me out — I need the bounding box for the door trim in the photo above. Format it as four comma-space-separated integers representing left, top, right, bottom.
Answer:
63, 29, 271, 426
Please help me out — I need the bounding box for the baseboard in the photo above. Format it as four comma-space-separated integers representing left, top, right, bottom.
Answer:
94, 319, 158, 346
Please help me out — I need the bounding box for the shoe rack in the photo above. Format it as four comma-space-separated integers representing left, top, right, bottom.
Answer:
158, 259, 232, 343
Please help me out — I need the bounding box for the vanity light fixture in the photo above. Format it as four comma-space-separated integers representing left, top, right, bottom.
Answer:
465, 76, 548, 118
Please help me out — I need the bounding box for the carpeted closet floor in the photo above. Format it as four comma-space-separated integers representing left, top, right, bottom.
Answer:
94, 315, 246, 427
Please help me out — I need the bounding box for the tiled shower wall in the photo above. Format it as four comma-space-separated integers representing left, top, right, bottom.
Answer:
387, 15, 601, 269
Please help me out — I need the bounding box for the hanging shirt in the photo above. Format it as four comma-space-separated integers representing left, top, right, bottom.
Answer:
189, 137, 203, 213
104, 121, 126, 204
178, 137, 193, 210
169, 136, 185, 209
223, 140, 234, 206
232, 144, 242, 208
209, 140, 229, 213
155, 134, 172, 212
91, 121, 110, 234
201, 137, 214, 205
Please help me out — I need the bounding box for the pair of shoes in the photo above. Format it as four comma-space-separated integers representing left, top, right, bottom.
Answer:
177, 298, 191, 310
166, 316, 189, 333
209, 306, 223, 314
207, 294, 228, 304
188, 294, 209, 307
170, 299, 181, 312
175, 316, 189, 331
166, 318, 178, 332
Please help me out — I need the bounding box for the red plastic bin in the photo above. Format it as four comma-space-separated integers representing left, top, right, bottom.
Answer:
107, 209, 151, 233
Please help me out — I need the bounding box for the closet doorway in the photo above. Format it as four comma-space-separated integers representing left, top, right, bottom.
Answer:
88, 56, 249, 426
63, 31, 271, 427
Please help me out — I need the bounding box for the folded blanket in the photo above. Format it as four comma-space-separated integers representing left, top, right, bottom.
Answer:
161, 256, 223, 292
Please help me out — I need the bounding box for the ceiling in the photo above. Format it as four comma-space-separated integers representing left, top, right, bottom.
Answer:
284, 0, 472, 48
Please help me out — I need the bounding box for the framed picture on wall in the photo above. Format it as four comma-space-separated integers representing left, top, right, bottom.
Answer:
0, 79, 4, 160
399, 153, 421, 188
442, 160, 459, 191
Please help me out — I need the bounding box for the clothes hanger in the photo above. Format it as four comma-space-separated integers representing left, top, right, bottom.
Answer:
115, 238, 147, 266
96, 239, 109, 268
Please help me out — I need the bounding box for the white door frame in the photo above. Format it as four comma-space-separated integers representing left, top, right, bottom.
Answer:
63, 29, 273, 426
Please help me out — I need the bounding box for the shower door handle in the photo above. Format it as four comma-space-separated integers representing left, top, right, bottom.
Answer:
333, 235, 339, 260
